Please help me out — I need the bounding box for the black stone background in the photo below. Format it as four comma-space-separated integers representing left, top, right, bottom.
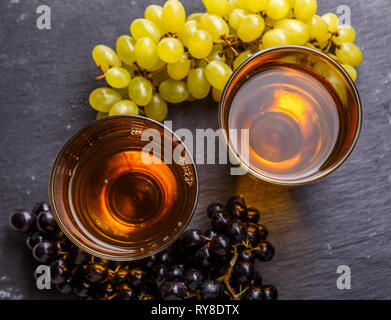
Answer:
0, 0, 391, 299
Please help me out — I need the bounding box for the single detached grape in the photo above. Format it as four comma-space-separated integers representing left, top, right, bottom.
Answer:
89, 87, 122, 112
159, 79, 189, 103
109, 100, 139, 116
92, 45, 121, 72
144, 93, 168, 122
105, 67, 131, 89
157, 38, 184, 64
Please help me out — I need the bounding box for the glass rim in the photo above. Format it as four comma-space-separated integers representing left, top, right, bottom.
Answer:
218, 45, 363, 186
49, 115, 199, 261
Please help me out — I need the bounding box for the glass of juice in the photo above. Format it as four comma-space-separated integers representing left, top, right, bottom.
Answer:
49, 116, 198, 261
219, 45, 362, 185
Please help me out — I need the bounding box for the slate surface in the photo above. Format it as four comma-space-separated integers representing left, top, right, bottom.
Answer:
0, 0, 390, 300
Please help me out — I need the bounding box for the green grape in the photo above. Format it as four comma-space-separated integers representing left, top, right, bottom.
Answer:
333, 24, 356, 46
335, 42, 363, 67
157, 38, 184, 63
187, 68, 211, 99
321, 13, 339, 33
145, 5, 167, 35
179, 20, 199, 47
89, 87, 122, 112
246, 0, 268, 13
294, 0, 317, 22
212, 87, 223, 102
199, 13, 230, 43
188, 30, 213, 59
341, 64, 357, 82
233, 50, 253, 70
202, 0, 229, 17
275, 19, 309, 45
262, 28, 291, 48
167, 53, 191, 80
116, 35, 136, 66
128, 76, 153, 106
145, 58, 166, 72
92, 45, 122, 72
307, 15, 329, 42
144, 93, 168, 121
130, 18, 161, 43
228, 9, 249, 30
162, 0, 186, 34
159, 79, 189, 103
198, 44, 225, 68
266, 0, 290, 21
105, 67, 131, 89
237, 14, 265, 42
96, 111, 108, 120
187, 12, 203, 22
205, 60, 233, 90
109, 100, 139, 116
135, 37, 159, 70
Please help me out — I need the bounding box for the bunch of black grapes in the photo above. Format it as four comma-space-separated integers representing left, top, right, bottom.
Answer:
9, 195, 277, 300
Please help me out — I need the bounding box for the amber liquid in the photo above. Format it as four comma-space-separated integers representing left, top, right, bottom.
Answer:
67, 129, 196, 250
229, 65, 342, 181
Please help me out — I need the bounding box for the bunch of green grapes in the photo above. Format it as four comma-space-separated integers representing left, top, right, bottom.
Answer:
89, 0, 363, 122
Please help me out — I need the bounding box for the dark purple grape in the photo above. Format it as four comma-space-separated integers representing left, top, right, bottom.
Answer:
160, 281, 188, 300
184, 269, 204, 291
234, 261, 254, 286
247, 207, 260, 224
74, 280, 93, 298
230, 203, 248, 221
85, 263, 108, 283
129, 267, 149, 288
36, 210, 58, 234
56, 280, 73, 294
67, 246, 90, 265
153, 264, 167, 285
238, 248, 255, 264
166, 264, 185, 281
194, 246, 215, 269
26, 232, 45, 250
118, 283, 137, 300
207, 203, 224, 219
32, 202, 50, 215
201, 280, 224, 300
229, 221, 247, 243
9, 210, 35, 233
50, 259, 73, 284
211, 211, 232, 233
32, 241, 59, 263
263, 285, 278, 300
137, 254, 159, 269
256, 224, 269, 241
181, 229, 206, 253
111, 268, 129, 284
159, 247, 179, 265
226, 195, 246, 209
203, 229, 219, 240
245, 223, 260, 246
243, 287, 265, 300
210, 234, 232, 257
249, 270, 263, 287
253, 241, 275, 262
